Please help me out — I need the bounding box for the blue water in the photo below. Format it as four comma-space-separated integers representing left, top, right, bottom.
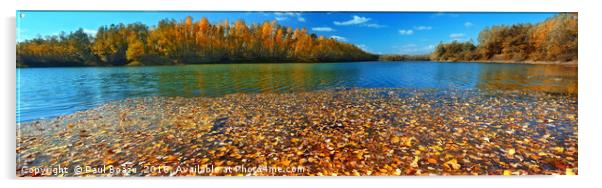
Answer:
16, 61, 577, 122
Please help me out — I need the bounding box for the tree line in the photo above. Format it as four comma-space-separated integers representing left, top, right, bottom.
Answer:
431, 13, 577, 62
378, 54, 431, 61
17, 16, 377, 67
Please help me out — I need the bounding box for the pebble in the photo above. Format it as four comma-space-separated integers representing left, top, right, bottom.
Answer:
16, 88, 577, 176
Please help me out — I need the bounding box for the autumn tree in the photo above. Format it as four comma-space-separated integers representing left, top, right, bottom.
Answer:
91, 24, 128, 65
431, 41, 477, 62
433, 13, 577, 62
17, 16, 376, 67
17, 28, 96, 67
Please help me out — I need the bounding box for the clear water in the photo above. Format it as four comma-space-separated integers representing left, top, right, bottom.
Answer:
16, 61, 577, 122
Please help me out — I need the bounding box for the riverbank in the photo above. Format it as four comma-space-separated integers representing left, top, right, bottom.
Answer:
17, 88, 577, 176
437, 60, 578, 66
17, 58, 578, 68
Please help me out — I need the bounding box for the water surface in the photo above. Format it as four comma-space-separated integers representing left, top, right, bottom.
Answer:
16, 61, 577, 122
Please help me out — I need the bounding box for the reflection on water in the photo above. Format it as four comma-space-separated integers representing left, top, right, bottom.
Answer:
16, 61, 577, 122
476, 64, 577, 94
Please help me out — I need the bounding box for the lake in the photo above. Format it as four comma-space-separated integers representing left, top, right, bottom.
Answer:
16, 61, 577, 122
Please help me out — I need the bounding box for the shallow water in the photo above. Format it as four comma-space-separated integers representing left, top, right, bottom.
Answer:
16, 61, 577, 122
17, 89, 578, 176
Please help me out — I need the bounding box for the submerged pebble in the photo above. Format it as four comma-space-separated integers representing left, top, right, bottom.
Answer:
16, 88, 578, 176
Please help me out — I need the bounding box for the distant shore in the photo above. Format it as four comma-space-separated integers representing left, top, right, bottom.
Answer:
430, 60, 578, 66
17, 59, 578, 68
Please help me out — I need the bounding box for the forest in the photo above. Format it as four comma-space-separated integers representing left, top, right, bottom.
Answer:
17, 13, 577, 67
431, 13, 577, 62
17, 16, 377, 67
378, 54, 431, 61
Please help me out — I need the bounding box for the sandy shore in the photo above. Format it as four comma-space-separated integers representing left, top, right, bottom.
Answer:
17, 88, 577, 176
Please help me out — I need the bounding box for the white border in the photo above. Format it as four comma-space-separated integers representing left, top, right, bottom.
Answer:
3, 0, 601, 188
14, 0, 580, 12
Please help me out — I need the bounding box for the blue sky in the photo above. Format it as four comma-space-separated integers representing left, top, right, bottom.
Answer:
16, 11, 556, 55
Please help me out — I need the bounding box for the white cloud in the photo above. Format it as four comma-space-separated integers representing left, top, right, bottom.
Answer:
83, 29, 97, 36
334, 15, 371, 26
274, 12, 301, 17
432, 12, 445, 17
400, 44, 418, 48
395, 44, 436, 54
356, 44, 369, 52
273, 12, 304, 22
399, 29, 414, 35
464, 22, 473, 27
312, 27, 334, 32
449, 33, 465, 40
366, 23, 386, 28
414, 26, 432, 30
333, 15, 385, 28
330, 35, 347, 41
398, 27, 429, 35
431, 12, 460, 18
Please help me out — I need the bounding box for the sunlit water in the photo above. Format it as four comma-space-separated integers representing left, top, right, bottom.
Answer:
16, 61, 577, 122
